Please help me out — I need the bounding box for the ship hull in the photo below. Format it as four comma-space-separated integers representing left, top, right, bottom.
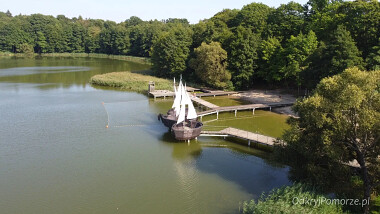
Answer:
158, 114, 177, 129
171, 120, 203, 141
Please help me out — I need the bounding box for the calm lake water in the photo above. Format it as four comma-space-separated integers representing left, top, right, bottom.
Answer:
0, 57, 290, 214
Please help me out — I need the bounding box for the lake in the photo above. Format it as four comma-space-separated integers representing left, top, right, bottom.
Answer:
0, 56, 290, 213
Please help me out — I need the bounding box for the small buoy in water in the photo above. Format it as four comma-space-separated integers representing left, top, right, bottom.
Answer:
102, 102, 104, 105
106, 125, 109, 128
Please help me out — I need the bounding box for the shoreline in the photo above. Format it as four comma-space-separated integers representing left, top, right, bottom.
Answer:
0, 52, 151, 65
235, 89, 298, 117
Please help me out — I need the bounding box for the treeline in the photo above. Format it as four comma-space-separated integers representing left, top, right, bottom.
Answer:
1, 0, 379, 90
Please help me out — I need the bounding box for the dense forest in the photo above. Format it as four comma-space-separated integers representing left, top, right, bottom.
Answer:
0, 0, 379, 90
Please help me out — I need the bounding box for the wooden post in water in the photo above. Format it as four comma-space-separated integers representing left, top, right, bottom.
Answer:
252, 108, 255, 115
216, 111, 219, 120
234, 109, 237, 117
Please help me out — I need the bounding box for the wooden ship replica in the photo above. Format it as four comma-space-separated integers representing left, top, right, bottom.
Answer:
158, 78, 203, 141
158, 78, 181, 129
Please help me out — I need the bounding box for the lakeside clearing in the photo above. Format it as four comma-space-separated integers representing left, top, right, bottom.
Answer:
235, 90, 298, 117
90, 71, 172, 93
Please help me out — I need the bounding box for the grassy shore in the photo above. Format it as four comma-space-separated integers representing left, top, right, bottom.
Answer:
90, 71, 173, 93
0, 52, 151, 64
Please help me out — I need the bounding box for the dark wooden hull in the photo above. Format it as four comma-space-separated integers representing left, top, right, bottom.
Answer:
158, 114, 177, 128
158, 108, 189, 129
171, 120, 203, 141
158, 108, 177, 129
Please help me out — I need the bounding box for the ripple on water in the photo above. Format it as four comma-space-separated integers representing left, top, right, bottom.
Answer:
0, 66, 91, 77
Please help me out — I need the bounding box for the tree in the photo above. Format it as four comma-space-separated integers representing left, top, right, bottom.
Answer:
210, 9, 239, 28
366, 37, 380, 71
305, 25, 364, 88
151, 25, 192, 77
233, 3, 273, 35
338, 0, 380, 58
191, 20, 216, 49
327, 25, 364, 75
281, 68, 380, 213
306, 0, 332, 14
189, 42, 231, 89
0, 21, 31, 53
125, 16, 143, 27
257, 31, 318, 87
5, 10, 12, 18
128, 21, 165, 57
281, 30, 318, 87
85, 25, 101, 53
99, 23, 129, 55
16, 43, 33, 54
257, 36, 284, 83
267, 2, 305, 41
35, 31, 47, 53
226, 26, 260, 89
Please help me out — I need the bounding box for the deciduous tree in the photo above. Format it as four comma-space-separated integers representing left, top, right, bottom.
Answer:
281, 68, 380, 213
189, 42, 231, 89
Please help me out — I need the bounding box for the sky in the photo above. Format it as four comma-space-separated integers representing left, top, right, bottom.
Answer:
2, 0, 309, 24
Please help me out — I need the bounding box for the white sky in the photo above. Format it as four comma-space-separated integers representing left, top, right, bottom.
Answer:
2, 0, 308, 23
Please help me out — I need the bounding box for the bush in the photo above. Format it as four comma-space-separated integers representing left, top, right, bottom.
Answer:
242, 184, 345, 214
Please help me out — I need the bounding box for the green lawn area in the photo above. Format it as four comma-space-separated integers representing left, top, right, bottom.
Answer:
90, 71, 173, 93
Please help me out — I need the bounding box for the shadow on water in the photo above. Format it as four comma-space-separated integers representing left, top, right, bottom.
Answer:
160, 132, 203, 160
193, 145, 290, 197
158, 129, 290, 197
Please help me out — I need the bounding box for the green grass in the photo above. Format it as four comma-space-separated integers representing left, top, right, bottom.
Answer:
90, 71, 173, 93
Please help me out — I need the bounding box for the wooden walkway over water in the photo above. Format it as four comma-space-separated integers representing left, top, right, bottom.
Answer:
195, 91, 238, 97
190, 96, 219, 109
149, 89, 238, 99
197, 102, 294, 119
200, 127, 280, 147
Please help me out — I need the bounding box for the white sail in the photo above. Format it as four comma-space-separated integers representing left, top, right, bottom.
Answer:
177, 103, 186, 124
177, 85, 186, 124
173, 77, 177, 93
172, 78, 179, 109
173, 79, 184, 116
184, 84, 197, 120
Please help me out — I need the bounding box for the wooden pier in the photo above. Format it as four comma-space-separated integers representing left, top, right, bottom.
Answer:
149, 90, 238, 99
197, 102, 294, 119
200, 127, 279, 147
195, 91, 238, 97
149, 90, 175, 100
190, 96, 219, 109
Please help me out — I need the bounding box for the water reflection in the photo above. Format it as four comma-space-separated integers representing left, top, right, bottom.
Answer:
160, 130, 290, 199
0, 66, 90, 77
0, 57, 150, 89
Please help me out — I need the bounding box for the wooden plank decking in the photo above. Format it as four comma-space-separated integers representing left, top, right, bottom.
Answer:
200, 127, 278, 147
195, 91, 238, 97
190, 96, 219, 109
149, 90, 175, 99
149, 90, 238, 99
197, 102, 294, 118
